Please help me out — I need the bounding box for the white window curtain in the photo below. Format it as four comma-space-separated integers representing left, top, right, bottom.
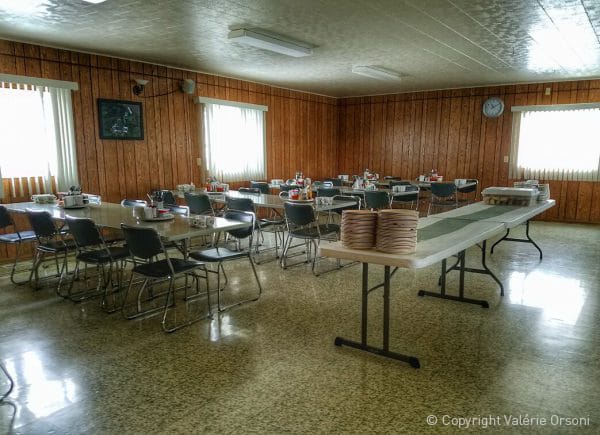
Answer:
202, 102, 266, 183
510, 106, 600, 182
0, 80, 79, 198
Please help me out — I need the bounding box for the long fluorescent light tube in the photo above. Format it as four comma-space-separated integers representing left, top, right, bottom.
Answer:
82, 0, 107, 3
352, 65, 402, 80
228, 28, 313, 57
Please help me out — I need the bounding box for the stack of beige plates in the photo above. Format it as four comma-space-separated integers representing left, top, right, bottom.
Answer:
376, 209, 419, 254
341, 210, 378, 249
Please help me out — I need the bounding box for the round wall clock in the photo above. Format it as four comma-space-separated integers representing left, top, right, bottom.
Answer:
482, 97, 504, 118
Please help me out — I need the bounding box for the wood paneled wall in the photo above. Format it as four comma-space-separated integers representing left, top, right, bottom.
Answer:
0, 39, 338, 204
338, 83, 600, 223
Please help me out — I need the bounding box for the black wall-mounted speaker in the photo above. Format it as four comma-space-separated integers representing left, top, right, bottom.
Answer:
182, 79, 196, 95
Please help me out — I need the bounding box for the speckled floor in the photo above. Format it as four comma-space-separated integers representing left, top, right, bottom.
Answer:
1, 221, 599, 434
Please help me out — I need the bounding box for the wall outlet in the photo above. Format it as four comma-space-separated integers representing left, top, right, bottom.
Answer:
196, 157, 202, 166
503, 155, 509, 163
545, 87, 551, 96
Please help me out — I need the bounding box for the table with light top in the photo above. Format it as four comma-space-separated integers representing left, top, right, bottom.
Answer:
318, 200, 555, 367
4, 201, 250, 248
208, 190, 357, 212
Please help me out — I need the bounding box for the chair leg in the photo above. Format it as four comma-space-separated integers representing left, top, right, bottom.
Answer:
1, 361, 14, 401
9, 241, 31, 286
217, 256, 262, 312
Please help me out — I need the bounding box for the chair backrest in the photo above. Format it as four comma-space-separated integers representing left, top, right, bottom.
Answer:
0, 205, 14, 230
279, 184, 294, 192
389, 180, 412, 187
168, 204, 190, 216
284, 202, 315, 227
249, 181, 270, 194
324, 178, 343, 187
223, 210, 255, 240
431, 182, 457, 198
121, 199, 147, 207
26, 210, 58, 239
239, 187, 262, 194
226, 197, 255, 212
184, 192, 213, 215
155, 190, 177, 205
364, 191, 390, 210
457, 179, 478, 194
65, 216, 103, 248
120, 224, 164, 259
317, 188, 341, 198
392, 188, 419, 203
333, 195, 361, 212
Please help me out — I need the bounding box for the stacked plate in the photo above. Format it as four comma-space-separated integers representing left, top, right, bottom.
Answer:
376, 209, 418, 254
341, 210, 378, 249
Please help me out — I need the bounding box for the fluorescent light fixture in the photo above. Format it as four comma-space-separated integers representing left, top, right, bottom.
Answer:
228, 28, 313, 57
82, 0, 107, 3
352, 65, 403, 80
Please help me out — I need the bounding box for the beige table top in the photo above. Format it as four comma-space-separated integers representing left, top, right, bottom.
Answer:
431, 200, 556, 228
4, 202, 250, 242
209, 190, 357, 211
319, 216, 505, 269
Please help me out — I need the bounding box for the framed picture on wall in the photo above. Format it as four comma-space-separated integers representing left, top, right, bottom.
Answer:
97, 99, 144, 140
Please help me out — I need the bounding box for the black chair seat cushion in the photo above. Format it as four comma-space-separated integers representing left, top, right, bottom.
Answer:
189, 247, 248, 262
77, 246, 131, 264
0, 230, 37, 243
289, 224, 339, 238
132, 258, 204, 278
38, 239, 77, 253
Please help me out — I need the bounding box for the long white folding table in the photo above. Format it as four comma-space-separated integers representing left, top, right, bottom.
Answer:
433, 200, 556, 259
4, 201, 250, 253
319, 200, 555, 368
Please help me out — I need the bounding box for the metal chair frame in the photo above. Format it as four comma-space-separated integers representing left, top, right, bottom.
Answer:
0, 205, 37, 285
428, 182, 459, 215
25, 209, 75, 291
120, 224, 210, 333
281, 202, 340, 276
189, 210, 262, 312
62, 216, 130, 311
391, 186, 420, 210
364, 190, 391, 211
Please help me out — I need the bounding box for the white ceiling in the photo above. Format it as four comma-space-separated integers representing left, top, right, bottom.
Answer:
1, 0, 600, 97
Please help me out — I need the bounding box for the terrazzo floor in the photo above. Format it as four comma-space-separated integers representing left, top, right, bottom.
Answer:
0, 221, 599, 434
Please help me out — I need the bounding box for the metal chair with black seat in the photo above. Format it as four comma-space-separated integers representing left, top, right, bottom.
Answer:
184, 192, 214, 215
25, 209, 77, 291
249, 181, 270, 194
278, 184, 295, 192
389, 180, 412, 188
189, 210, 262, 312
120, 224, 210, 332
166, 204, 190, 216
316, 187, 341, 198
0, 205, 37, 285
390, 185, 420, 210
120, 199, 147, 207
457, 179, 479, 205
281, 202, 340, 276
324, 178, 343, 187
364, 190, 391, 211
63, 216, 130, 310
238, 187, 262, 194
152, 190, 177, 206
428, 182, 458, 215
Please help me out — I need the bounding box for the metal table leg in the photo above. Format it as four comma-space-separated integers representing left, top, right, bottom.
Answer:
334, 263, 420, 368
490, 220, 543, 260
418, 241, 502, 308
